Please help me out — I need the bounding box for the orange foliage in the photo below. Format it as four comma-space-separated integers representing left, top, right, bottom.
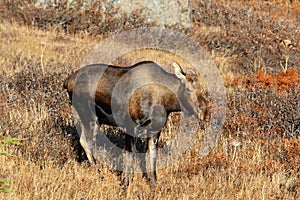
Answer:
226, 67, 300, 92
283, 139, 300, 158
253, 67, 300, 90
270, 1, 300, 20
205, 151, 232, 168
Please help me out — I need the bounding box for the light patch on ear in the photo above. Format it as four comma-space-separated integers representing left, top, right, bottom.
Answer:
186, 68, 199, 84
186, 68, 197, 76
173, 62, 186, 80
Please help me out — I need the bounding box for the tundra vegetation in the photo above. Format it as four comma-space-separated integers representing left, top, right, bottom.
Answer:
0, 0, 300, 199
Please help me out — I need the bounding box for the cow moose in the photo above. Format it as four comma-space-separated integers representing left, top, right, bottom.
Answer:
63, 61, 210, 187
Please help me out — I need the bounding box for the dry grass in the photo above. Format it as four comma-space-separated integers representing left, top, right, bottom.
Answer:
0, 22, 99, 75
1, 0, 300, 199
1, 134, 299, 199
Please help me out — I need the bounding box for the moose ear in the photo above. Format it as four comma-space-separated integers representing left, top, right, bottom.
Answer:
173, 62, 186, 80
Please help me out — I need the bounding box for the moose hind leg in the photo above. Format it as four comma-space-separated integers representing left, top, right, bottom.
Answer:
79, 124, 96, 165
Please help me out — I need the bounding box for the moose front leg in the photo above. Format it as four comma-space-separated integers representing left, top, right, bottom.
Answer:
122, 134, 135, 187
148, 132, 160, 186
140, 138, 149, 180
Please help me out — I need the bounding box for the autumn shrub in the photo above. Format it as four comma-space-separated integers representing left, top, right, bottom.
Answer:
225, 67, 300, 140
0, 0, 148, 35
0, 65, 84, 166
192, 2, 300, 74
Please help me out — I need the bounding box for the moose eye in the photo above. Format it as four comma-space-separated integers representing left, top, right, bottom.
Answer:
186, 87, 193, 93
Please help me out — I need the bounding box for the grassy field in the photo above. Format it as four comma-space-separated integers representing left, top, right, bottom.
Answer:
0, 0, 300, 199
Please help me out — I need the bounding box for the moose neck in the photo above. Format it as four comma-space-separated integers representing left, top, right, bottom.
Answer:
161, 78, 185, 114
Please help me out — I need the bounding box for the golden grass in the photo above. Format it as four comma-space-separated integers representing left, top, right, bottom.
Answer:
1, 134, 299, 199
0, 21, 99, 75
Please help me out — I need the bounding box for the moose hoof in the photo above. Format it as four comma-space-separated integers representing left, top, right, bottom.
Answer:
150, 178, 157, 187
142, 173, 150, 182
121, 178, 129, 189
99, 175, 104, 181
